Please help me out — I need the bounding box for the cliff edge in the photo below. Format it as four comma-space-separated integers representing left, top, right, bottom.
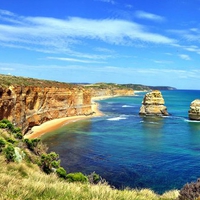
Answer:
0, 75, 134, 134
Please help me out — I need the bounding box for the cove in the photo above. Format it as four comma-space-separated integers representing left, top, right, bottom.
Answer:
41, 90, 200, 194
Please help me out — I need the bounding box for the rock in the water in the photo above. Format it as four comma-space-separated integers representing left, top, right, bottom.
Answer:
188, 99, 200, 120
139, 90, 169, 116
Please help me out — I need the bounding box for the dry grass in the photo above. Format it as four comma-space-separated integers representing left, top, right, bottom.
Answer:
0, 155, 179, 200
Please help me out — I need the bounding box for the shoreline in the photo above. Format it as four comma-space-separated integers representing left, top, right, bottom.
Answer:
24, 94, 137, 139
25, 98, 105, 139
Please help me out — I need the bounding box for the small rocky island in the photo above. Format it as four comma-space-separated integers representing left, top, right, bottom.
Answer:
139, 90, 169, 116
188, 99, 200, 120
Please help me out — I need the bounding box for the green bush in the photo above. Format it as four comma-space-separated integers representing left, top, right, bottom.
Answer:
56, 167, 67, 179
0, 119, 10, 124
179, 178, 200, 200
40, 152, 60, 174
0, 123, 7, 129
0, 138, 6, 151
12, 127, 21, 133
15, 132, 23, 139
4, 144, 16, 162
24, 138, 40, 151
88, 172, 102, 184
51, 160, 60, 168
6, 137, 16, 144
6, 122, 14, 132
66, 172, 88, 183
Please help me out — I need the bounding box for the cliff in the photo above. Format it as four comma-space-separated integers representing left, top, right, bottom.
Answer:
0, 85, 93, 133
188, 99, 200, 120
139, 90, 169, 116
122, 84, 176, 91
0, 75, 134, 134
85, 83, 134, 97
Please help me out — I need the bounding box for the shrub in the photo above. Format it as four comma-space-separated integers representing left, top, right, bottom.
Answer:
6, 122, 14, 132
51, 160, 60, 168
56, 167, 67, 179
24, 138, 40, 151
6, 137, 16, 144
0, 119, 10, 124
179, 178, 200, 200
0, 123, 7, 129
12, 127, 21, 133
88, 172, 102, 184
40, 152, 60, 174
66, 172, 88, 183
15, 132, 23, 139
0, 138, 6, 151
4, 144, 16, 162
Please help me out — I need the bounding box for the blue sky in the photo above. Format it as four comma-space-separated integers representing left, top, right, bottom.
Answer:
0, 0, 200, 89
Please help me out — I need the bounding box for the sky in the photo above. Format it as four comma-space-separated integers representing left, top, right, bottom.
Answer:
0, 0, 200, 89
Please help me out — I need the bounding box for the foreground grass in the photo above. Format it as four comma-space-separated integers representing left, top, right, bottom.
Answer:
0, 156, 179, 200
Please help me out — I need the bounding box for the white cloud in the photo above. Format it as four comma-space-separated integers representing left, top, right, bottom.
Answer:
46, 57, 106, 64
135, 11, 165, 22
179, 54, 191, 60
153, 60, 173, 64
0, 10, 176, 54
96, 0, 116, 4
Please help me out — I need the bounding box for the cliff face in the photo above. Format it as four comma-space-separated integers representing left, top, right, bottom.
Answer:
0, 85, 92, 133
90, 87, 134, 97
0, 83, 134, 134
188, 99, 200, 120
139, 90, 169, 116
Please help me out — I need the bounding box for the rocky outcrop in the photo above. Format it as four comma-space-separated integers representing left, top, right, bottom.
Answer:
139, 90, 169, 116
188, 99, 200, 120
0, 82, 134, 134
0, 85, 93, 133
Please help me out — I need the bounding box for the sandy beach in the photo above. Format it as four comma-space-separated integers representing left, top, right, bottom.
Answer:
25, 98, 105, 139
25, 94, 139, 139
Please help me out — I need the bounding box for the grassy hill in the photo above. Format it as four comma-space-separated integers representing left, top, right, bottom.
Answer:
0, 119, 180, 200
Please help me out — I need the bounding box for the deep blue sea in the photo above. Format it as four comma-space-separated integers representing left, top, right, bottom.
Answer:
41, 90, 200, 194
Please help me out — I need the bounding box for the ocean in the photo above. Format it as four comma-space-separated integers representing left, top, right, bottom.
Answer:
41, 90, 200, 194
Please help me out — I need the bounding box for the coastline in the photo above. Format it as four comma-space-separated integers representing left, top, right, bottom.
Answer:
25, 97, 105, 139
25, 94, 137, 139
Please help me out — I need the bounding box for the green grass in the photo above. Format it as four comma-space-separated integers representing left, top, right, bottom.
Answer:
0, 125, 180, 200
0, 74, 74, 88
0, 155, 179, 200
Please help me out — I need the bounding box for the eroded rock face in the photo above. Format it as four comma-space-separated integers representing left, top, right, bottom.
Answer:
139, 90, 169, 116
0, 84, 134, 134
0, 85, 93, 133
188, 99, 200, 120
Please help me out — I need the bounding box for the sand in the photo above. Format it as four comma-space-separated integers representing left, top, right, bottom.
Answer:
25, 94, 138, 139
25, 99, 104, 139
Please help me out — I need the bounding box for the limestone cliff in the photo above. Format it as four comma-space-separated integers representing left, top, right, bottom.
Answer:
0, 85, 92, 133
188, 99, 200, 120
87, 83, 134, 97
0, 76, 134, 134
139, 90, 169, 116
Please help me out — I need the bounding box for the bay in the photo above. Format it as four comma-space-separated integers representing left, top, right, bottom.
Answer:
41, 90, 200, 194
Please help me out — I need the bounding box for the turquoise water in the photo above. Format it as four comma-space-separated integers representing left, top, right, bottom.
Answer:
41, 90, 200, 194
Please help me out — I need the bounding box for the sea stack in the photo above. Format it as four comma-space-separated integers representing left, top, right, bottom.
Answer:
139, 90, 169, 116
188, 99, 200, 120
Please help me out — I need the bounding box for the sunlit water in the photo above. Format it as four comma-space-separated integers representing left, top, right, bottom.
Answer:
41, 90, 200, 194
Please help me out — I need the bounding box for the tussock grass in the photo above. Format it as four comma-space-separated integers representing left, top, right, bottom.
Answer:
0, 155, 179, 200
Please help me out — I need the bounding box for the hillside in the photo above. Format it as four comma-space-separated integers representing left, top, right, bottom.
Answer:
122, 84, 176, 91
0, 119, 179, 200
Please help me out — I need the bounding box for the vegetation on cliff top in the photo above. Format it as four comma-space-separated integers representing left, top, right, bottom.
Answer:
0, 74, 75, 88
0, 74, 175, 91
0, 119, 182, 199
